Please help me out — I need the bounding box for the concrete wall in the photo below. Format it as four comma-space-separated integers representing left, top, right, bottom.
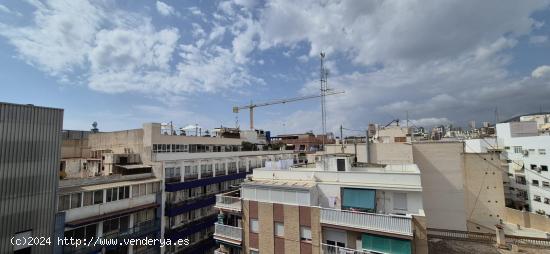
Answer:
464, 138, 497, 153
463, 153, 506, 229
505, 208, 550, 232
370, 143, 413, 164
0, 103, 63, 253
412, 142, 467, 230
61, 138, 90, 158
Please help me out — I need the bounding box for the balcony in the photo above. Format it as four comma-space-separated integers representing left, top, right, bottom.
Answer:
214, 223, 242, 244
215, 193, 242, 212
320, 208, 412, 236
321, 243, 370, 254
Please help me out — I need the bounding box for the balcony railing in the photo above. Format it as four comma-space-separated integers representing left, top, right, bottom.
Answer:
215, 194, 242, 211
320, 208, 412, 236
214, 249, 227, 254
321, 243, 371, 254
214, 223, 242, 242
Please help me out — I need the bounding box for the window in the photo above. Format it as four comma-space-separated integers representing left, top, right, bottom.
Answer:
539, 149, 546, 155
58, 194, 70, 211
533, 180, 540, 186
106, 188, 118, 202
250, 250, 259, 254
250, 219, 259, 233
393, 193, 408, 211
70, 193, 82, 209
542, 165, 548, 172
139, 183, 146, 196
534, 195, 542, 202
300, 226, 312, 241
64, 224, 97, 240
531, 164, 538, 170
83, 192, 93, 206
274, 222, 284, 237
93, 190, 103, 204
514, 146, 523, 154
545, 198, 550, 204
543, 181, 550, 187
117, 186, 129, 199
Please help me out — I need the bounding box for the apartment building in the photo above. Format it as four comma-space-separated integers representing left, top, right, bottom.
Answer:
271, 132, 335, 163
214, 154, 427, 254
495, 121, 550, 216
56, 173, 162, 254
0, 102, 63, 254
62, 122, 294, 253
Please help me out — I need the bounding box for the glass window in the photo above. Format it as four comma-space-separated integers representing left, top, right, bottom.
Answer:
139, 183, 146, 196
250, 219, 259, 233
539, 149, 546, 155
83, 192, 93, 206
132, 184, 140, 197
58, 194, 70, 211
514, 146, 523, 153
93, 190, 103, 204
118, 187, 125, 200
106, 188, 118, 202
300, 226, 312, 241
274, 222, 284, 237
70, 193, 82, 209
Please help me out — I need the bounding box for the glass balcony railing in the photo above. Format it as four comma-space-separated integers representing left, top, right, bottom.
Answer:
214, 223, 242, 243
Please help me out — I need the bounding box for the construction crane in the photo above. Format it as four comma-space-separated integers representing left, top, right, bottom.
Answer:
233, 90, 344, 130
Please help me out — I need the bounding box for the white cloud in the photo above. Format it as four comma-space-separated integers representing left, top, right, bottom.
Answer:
188, 6, 203, 16
529, 35, 548, 44
156, 1, 177, 16
0, 0, 104, 75
532, 65, 550, 79
0, 0, 259, 104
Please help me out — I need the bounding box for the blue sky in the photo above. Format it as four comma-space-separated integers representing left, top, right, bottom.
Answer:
1, 0, 550, 135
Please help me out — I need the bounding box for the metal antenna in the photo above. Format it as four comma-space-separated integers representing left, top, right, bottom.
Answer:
320, 52, 328, 170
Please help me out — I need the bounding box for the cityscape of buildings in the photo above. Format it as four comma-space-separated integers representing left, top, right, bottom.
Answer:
2, 101, 550, 254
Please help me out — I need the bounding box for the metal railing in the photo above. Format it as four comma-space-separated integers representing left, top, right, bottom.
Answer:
215, 194, 242, 211
214, 249, 227, 254
428, 228, 550, 249
214, 223, 242, 242
321, 243, 371, 254
320, 208, 412, 236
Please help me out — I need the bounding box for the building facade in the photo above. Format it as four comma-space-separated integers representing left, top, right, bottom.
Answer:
60, 122, 294, 254
0, 102, 63, 254
496, 122, 550, 216
214, 154, 427, 254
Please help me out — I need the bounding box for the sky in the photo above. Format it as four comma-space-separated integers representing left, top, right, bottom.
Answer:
1, 0, 550, 136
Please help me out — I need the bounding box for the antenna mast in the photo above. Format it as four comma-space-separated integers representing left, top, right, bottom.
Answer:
320, 52, 329, 170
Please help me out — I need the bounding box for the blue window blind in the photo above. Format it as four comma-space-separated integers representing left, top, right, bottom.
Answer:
342, 188, 375, 210
362, 234, 411, 254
